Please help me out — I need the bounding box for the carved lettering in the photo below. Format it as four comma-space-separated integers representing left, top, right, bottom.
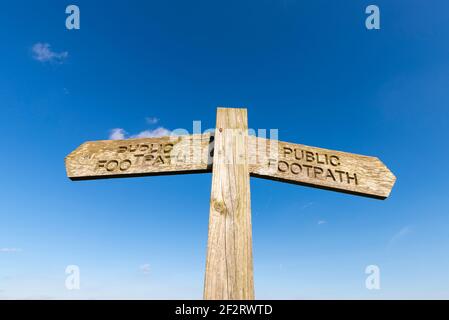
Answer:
294, 149, 303, 160
154, 155, 165, 165
96, 160, 107, 170
119, 159, 132, 171
330, 155, 340, 166
106, 160, 119, 172
303, 164, 313, 177
278, 161, 289, 173
164, 144, 174, 153
291, 163, 301, 174
281, 146, 341, 168
346, 172, 358, 185
273, 158, 359, 186
134, 154, 144, 165
283, 147, 293, 158
313, 167, 324, 179
94, 142, 179, 173
326, 169, 336, 182
305, 151, 314, 163
335, 170, 345, 183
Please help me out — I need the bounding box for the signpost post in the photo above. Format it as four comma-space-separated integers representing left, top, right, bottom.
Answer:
65, 107, 396, 300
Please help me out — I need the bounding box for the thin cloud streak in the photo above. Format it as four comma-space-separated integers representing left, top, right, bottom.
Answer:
0, 248, 23, 253
388, 226, 412, 247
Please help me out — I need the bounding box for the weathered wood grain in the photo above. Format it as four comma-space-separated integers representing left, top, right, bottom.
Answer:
248, 136, 396, 199
64, 107, 396, 301
204, 108, 254, 300
65, 132, 395, 199
65, 133, 212, 180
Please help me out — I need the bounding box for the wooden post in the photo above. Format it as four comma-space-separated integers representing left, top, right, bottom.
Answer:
204, 108, 254, 300
65, 106, 396, 300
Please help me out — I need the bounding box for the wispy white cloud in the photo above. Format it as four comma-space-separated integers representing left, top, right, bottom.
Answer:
109, 128, 127, 140
130, 127, 171, 139
109, 127, 171, 140
317, 220, 327, 225
109, 116, 170, 140
32, 43, 68, 63
0, 248, 23, 253
388, 226, 412, 247
139, 264, 151, 275
301, 202, 314, 210
145, 117, 159, 125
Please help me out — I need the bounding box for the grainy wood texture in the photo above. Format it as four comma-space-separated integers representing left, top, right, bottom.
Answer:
248, 136, 396, 199
204, 108, 254, 300
65, 131, 395, 200
65, 133, 212, 180
64, 108, 396, 301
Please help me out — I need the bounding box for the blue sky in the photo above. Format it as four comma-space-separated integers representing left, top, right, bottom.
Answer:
1, 0, 449, 299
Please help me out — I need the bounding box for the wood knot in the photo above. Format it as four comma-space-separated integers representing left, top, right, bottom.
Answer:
212, 200, 227, 215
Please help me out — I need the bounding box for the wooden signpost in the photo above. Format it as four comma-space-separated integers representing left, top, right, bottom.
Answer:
66, 133, 212, 180
65, 107, 396, 299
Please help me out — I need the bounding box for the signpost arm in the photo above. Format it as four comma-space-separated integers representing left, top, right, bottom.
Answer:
204, 108, 254, 300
